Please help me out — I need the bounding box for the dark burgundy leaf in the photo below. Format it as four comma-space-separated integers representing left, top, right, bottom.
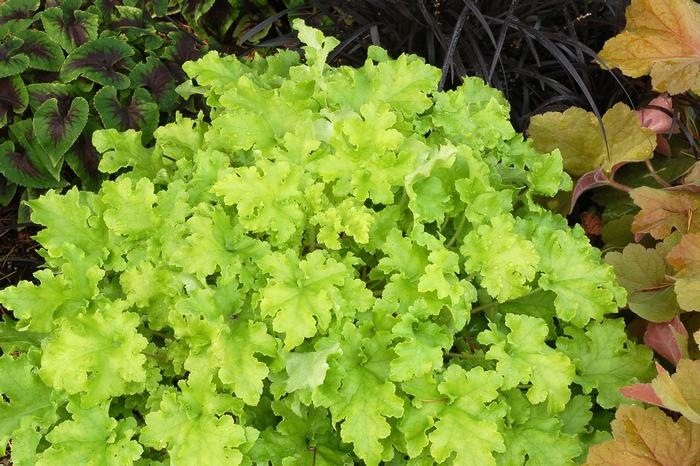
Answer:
163, 31, 205, 66
61, 37, 134, 89
96, 0, 124, 18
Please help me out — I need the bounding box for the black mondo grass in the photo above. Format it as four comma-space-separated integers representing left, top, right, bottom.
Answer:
246, 0, 639, 131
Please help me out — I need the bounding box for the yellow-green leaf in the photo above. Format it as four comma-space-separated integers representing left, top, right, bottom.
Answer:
598, 0, 700, 95
528, 103, 656, 176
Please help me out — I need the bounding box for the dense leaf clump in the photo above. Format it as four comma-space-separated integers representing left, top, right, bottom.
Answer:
0, 0, 206, 202
0, 22, 653, 465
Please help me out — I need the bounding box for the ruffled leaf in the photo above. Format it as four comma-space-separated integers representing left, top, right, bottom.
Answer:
556, 319, 654, 409
0, 354, 58, 455
36, 402, 142, 465
39, 303, 148, 406
478, 314, 575, 413
140, 374, 248, 465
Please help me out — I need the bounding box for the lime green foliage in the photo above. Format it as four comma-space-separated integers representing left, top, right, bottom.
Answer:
0, 22, 652, 465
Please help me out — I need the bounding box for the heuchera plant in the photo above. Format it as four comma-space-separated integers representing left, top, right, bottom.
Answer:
0, 21, 654, 466
528, 1, 700, 463
0, 0, 206, 202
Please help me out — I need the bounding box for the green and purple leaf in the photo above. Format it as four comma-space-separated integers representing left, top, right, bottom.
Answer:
60, 37, 134, 89
95, 0, 124, 18
40, 6, 99, 52
0, 75, 28, 126
0, 122, 62, 188
0, 36, 30, 78
65, 121, 102, 190
130, 57, 178, 112
15, 30, 64, 72
0, 0, 39, 35
94, 86, 158, 141
33, 96, 89, 162
26, 82, 74, 110
162, 31, 205, 80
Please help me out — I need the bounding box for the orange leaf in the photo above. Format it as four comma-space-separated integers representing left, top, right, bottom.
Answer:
598, 0, 700, 95
586, 405, 700, 466
630, 187, 700, 240
667, 233, 700, 311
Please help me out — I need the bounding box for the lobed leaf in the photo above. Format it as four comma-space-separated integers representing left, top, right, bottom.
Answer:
667, 233, 700, 311
528, 103, 656, 176
604, 240, 681, 322
586, 405, 700, 465
630, 187, 700, 240
557, 319, 654, 409
598, 0, 700, 95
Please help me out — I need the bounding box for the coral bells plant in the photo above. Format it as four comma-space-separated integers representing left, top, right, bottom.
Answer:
0, 21, 653, 466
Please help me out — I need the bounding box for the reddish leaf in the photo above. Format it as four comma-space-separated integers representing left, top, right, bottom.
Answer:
570, 163, 625, 212
619, 382, 665, 407
644, 316, 689, 365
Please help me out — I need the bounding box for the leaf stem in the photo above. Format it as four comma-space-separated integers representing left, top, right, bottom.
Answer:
645, 159, 672, 188
605, 178, 632, 193
446, 213, 468, 248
